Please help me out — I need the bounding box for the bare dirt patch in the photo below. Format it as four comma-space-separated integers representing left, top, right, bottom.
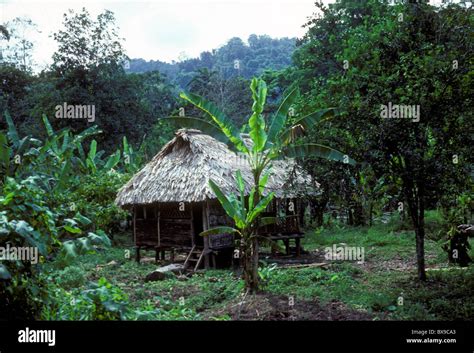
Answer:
261, 250, 327, 266
357, 253, 442, 272
205, 293, 373, 321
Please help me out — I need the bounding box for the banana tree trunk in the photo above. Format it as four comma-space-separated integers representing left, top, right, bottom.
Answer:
250, 236, 259, 292
241, 235, 259, 292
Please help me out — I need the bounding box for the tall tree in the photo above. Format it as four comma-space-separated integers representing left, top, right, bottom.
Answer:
1, 17, 38, 71
187, 68, 252, 126
52, 8, 126, 73
294, 0, 473, 280
30, 8, 178, 153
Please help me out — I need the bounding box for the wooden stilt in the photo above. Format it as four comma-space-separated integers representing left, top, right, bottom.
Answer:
211, 252, 216, 269
202, 201, 210, 269
155, 247, 160, 262
284, 239, 290, 255
136, 246, 141, 263
295, 238, 301, 257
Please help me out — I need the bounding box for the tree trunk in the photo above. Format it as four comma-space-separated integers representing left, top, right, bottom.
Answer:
250, 237, 259, 292
245, 172, 262, 293
311, 198, 327, 227
414, 221, 426, 281
416, 181, 426, 281
241, 237, 252, 289
348, 208, 354, 226
241, 236, 259, 292
404, 180, 426, 281
353, 201, 366, 226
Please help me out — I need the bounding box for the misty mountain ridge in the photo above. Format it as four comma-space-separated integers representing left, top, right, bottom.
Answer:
126, 34, 296, 88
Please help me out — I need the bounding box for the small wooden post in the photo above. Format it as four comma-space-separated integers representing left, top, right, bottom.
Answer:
133, 206, 139, 262
190, 202, 195, 248
203, 200, 210, 269
295, 238, 301, 257
284, 239, 290, 255
155, 247, 160, 263
135, 246, 141, 263
133, 206, 136, 244
211, 253, 216, 268
157, 205, 161, 247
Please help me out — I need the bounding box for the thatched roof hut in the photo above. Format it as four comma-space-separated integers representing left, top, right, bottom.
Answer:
115, 129, 318, 268
115, 129, 318, 207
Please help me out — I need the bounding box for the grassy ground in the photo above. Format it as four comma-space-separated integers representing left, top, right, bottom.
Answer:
46, 211, 474, 320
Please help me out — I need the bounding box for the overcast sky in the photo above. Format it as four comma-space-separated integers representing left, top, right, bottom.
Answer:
1, 0, 326, 70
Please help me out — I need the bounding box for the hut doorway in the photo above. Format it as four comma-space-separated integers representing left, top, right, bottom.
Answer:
193, 205, 204, 247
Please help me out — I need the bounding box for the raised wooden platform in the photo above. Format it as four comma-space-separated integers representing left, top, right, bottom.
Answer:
269, 233, 304, 257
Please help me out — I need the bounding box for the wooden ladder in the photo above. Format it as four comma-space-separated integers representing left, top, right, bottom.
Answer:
184, 245, 205, 271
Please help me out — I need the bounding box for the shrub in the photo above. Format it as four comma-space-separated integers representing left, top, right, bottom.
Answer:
52, 171, 129, 234
0, 177, 59, 319
43, 277, 161, 320
55, 266, 86, 290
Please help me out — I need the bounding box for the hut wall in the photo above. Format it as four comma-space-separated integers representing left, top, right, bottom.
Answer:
207, 200, 234, 249
134, 205, 159, 246
132, 197, 302, 250
159, 202, 193, 248
259, 198, 278, 235
277, 198, 301, 234
258, 198, 302, 235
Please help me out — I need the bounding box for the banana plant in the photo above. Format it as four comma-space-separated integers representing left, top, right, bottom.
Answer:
168, 77, 356, 291
120, 136, 142, 173
1, 112, 122, 191
167, 79, 354, 172
0, 112, 50, 182
200, 170, 276, 236
200, 170, 277, 289
0, 131, 10, 180
79, 138, 121, 174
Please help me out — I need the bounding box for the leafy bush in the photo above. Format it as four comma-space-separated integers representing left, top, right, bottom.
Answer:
55, 266, 86, 289
369, 293, 395, 312
43, 277, 127, 320
149, 296, 200, 320
1, 176, 60, 249
52, 230, 111, 269
0, 177, 59, 319
60, 171, 129, 234
258, 262, 278, 286
439, 193, 473, 265
0, 113, 120, 318
43, 277, 161, 320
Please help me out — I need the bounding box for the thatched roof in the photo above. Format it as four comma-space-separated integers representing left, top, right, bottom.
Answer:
115, 129, 319, 207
